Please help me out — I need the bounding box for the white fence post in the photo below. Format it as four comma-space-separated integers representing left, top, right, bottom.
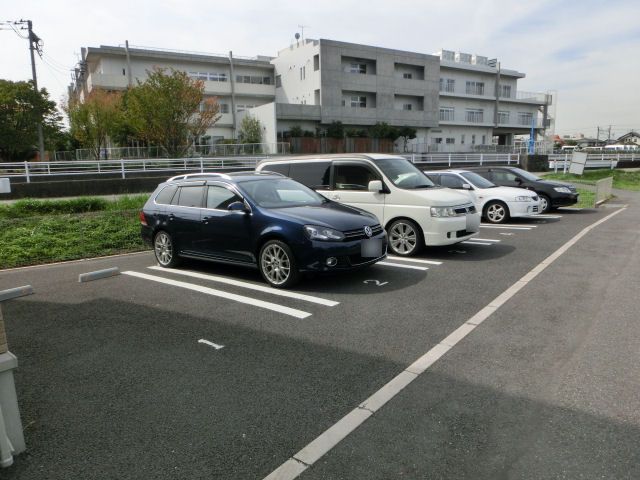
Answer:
199, 158, 203, 173
24, 162, 30, 183
120, 160, 125, 179
480, 154, 483, 166
448, 153, 451, 167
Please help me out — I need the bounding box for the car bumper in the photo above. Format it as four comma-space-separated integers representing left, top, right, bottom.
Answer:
507, 201, 541, 218
552, 194, 579, 207
422, 213, 480, 246
294, 232, 388, 272
141, 225, 154, 246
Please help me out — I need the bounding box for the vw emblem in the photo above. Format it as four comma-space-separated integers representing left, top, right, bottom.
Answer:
364, 226, 373, 238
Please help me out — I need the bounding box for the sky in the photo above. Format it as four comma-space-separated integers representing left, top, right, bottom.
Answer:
1, 0, 639, 138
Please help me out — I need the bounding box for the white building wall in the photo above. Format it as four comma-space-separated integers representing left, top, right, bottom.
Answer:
271, 40, 322, 105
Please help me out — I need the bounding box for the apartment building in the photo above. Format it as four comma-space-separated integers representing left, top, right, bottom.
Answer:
70, 44, 276, 141
69, 39, 552, 152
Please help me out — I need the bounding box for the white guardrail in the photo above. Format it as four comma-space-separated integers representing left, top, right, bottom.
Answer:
548, 153, 639, 173
0, 157, 268, 183
404, 153, 520, 166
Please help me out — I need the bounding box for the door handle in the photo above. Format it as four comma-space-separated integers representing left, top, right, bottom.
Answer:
202, 216, 211, 224
168, 214, 175, 221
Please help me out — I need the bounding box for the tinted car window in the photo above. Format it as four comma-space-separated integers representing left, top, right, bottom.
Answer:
289, 162, 331, 189
155, 185, 178, 204
240, 178, 325, 208
491, 171, 519, 183
424, 173, 441, 184
175, 186, 205, 207
440, 174, 465, 189
207, 185, 241, 209
263, 163, 290, 176
460, 171, 495, 188
333, 164, 380, 190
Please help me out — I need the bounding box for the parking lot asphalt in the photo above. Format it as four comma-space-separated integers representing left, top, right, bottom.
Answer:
1, 190, 639, 479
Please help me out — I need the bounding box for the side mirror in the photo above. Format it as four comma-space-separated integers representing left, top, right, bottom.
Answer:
368, 180, 384, 193
462, 183, 472, 190
515, 177, 523, 185
228, 201, 249, 213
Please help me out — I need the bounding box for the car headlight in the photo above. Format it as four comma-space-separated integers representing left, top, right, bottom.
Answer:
304, 225, 345, 241
514, 196, 533, 202
430, 206, 457, 217
554, 186, 572, 193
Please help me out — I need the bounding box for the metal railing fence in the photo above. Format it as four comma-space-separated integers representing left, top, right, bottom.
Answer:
403, 153, 520, 166
548, 153, 639, 173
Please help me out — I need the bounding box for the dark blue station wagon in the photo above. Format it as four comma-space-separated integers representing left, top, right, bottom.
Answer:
140, 172, 387, 288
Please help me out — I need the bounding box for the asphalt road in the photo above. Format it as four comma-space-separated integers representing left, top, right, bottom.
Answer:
1, 191, 639, 479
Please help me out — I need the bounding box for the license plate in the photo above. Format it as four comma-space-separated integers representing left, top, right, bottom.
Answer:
361, 238, 382, 257
466, 214, 480, 233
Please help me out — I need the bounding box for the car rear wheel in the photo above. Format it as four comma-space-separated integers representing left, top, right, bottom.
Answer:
154, 231, 181, 268
539, 194, 551, 213
259, 240, 300, 288
484, 201, 509, 224
387, 219, 422, 256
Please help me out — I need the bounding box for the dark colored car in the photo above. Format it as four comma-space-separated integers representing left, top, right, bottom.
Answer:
140, 172, 387, 288
466, 166, 578, 213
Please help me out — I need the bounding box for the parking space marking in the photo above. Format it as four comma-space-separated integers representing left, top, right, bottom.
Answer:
535, 214, 563, 219
480, 225, 533, 230
461, 241, 493, 246
261, 206, 627, 480
376, 261, 429, 271
470, 238, 501, 242
148, 266, 339, 307
386, 256, 443, 265
122, 271, 312, 319
198, 339, 224, 350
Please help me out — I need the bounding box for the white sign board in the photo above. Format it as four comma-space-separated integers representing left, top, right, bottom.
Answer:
569, 151, 588, 175
0, 178, 10, 194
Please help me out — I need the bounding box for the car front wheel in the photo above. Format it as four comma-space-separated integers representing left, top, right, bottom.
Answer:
539, 194, 551, 213
484, 201, 509, 224
387, 219, 422, 256
259, 240, 300, 288
154, 230, 181, 268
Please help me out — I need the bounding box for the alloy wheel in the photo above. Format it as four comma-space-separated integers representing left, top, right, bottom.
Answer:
486, 203, 507, 223
389, 221, 418, 255
261, 243, 292, 285
154, 232, 173, 266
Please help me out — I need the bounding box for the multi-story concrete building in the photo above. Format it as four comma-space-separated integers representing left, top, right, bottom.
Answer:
70, 44, 276, 142
69, 39, 552, 153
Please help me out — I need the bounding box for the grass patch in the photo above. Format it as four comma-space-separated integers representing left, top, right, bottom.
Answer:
0, 195, 151, 269
543, 169, 640, 191
574, 188, 596, 208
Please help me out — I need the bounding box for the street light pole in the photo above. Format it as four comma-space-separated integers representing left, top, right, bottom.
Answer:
26, 20, 46, 162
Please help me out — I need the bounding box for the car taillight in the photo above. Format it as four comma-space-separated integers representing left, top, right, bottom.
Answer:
139, 211, 148, 226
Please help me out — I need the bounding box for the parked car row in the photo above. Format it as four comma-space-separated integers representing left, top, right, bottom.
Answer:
140, 155, 578, 288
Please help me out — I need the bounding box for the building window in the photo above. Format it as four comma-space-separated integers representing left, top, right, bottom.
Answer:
313, 54, 320, 71
403, 72, 413, 79
439, 107, 454, 121
350, 96, 367, 108
482, 135, 486, 144
498, 111, 510, 124
403, 104, 413, 111
500, 84, 512, 98
275, 75, 281, 87
471, 134, 476, 144
466, 109, 484, 123
188, 72, 228, 82
236, 104, 255, 113
446, 138, 455, 144
236, 75, 272, 85
439, 78, 455, 93
518, 112, 533, 126
432, 137, 443, 144
349, 63, 367, 74
461, 134, 465, 145
465, 81, 485, 95
219, 104, 229, 114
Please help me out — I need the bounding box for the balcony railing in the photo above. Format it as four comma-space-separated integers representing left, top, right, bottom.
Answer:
439, 87, 550, 104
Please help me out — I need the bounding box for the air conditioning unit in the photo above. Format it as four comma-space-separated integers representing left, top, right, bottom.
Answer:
455, 52, 472, 64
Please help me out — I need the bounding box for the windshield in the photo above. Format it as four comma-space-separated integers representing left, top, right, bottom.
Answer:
511, 167, 541, 182
460, 171, 496, 189
373, 158, 436, 189
239, 178, 327, 208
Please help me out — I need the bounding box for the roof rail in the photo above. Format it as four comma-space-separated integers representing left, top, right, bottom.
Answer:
167, 172, 229, 182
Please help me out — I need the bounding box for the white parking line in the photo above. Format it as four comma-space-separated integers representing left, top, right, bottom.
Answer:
376, 262, 428, 271
261, 205, 627, 480
122, 271, 311, 319
461, 241, 493, 246
148, 266, 339, 307
470, 238, 501, 242
480, 225, 533, 230
535, 214, 563, 219
386, 256, 443, 265
198, 339, 224, 350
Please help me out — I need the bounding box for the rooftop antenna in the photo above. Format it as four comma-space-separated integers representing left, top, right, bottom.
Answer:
298, 24, 309, 41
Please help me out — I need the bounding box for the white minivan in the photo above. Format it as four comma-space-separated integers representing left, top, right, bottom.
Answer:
256, 154, 480, 256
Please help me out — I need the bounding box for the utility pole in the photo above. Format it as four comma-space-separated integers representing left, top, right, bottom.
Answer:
25, 20, 46, 162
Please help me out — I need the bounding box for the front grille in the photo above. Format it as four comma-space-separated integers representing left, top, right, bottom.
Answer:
456, 229, 471, 238
532, 206, 539, 213
454, 204, 476, 215
343, 224, 383, 241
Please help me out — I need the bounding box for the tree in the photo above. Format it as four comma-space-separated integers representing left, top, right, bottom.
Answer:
0, 79, 63, 161
326, 121, 344, 139
126, 68, 220, 157
370, 122, 399, 140
288, 125, 303, 137
66, 88, 124, 159
238, 116, 262, 144
397, 126, 417, 152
